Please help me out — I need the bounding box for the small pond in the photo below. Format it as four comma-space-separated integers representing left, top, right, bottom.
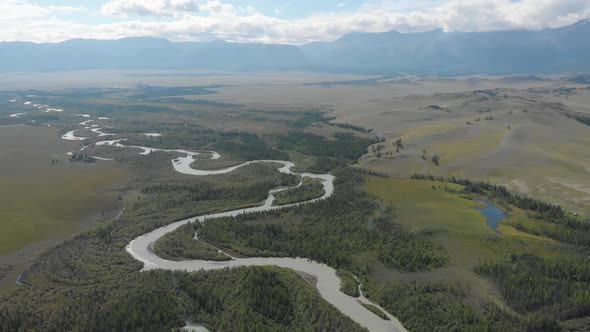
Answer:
476, 200, 506, 231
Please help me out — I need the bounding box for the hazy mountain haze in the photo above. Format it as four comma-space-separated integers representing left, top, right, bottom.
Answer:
1, 20, 589, 75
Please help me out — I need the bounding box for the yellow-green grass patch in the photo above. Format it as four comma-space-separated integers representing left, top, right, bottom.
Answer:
428, 126, 507, 163
0, 165, 126, 255
364, 176, 568, 308
0, 126, 127, 256
397, 120, 465, 141
365, 177, 491, 236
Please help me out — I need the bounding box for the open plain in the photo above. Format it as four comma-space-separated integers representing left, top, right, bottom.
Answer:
1, 70, 589, 331
16, 71, 583, 216
0, 125, 126, 289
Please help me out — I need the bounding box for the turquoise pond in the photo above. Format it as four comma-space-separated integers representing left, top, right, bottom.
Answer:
476, 200, 506, 231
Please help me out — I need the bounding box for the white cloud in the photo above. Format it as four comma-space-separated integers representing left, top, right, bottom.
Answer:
47, 5, 86, 13
1, 0, 590, 44
101, 0, 199, 17
0, 0, 49, 21
0, 0, 86, 25
199, 0, 235, 15
431, 0, 590, 32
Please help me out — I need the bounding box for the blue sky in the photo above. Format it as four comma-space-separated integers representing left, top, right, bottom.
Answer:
210, 0, 367, 18
26, 0, 366, 23
1, 0, 589, 43
33, 0, 372, 19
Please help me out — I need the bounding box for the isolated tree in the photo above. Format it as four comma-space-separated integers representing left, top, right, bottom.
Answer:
432, 154, 440, 166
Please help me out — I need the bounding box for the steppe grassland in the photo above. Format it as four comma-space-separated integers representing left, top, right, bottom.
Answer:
0, 70, 374, 90
0, 126, 126, 255
354, 85, 590, 217
133, 72, 587, 216
2, 71, 588, 215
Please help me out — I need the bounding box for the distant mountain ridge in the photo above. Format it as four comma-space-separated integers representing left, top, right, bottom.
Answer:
1, 20, 590, 75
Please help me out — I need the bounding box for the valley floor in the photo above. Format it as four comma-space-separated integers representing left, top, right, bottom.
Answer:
1, 74, 589, 331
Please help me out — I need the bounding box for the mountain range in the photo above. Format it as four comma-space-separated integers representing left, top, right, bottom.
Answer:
1, 19, 589, 75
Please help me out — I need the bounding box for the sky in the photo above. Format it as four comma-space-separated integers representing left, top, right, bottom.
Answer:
1, 0, 590, 44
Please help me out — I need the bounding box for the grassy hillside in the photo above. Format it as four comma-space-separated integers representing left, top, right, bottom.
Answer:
364, 176, 590, 331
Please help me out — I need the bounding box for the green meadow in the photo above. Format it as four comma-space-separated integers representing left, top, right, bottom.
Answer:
0, 167, 125, 255
364, 176, 564, 305
365, 177, 490, 235
0, 126, 126, 256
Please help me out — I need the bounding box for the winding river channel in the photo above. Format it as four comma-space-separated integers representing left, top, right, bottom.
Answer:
62, 117, 406, 332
